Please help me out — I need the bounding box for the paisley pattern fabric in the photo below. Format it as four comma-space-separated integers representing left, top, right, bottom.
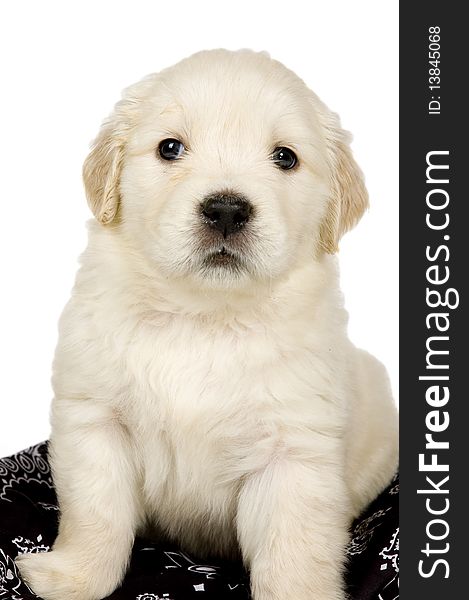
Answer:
0, 443, 398, 599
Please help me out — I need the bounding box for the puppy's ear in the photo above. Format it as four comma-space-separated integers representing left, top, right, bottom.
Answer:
82, 119, 125, 225
317, 108, 369, 254
82, 74, 160, 224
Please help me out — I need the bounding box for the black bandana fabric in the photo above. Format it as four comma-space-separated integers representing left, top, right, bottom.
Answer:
0, 443, 398, 599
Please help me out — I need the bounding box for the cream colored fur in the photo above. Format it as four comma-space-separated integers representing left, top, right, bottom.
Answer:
16, 50, 398, 600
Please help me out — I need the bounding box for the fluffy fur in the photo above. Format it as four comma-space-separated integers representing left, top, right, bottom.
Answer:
16, 49, 398, 600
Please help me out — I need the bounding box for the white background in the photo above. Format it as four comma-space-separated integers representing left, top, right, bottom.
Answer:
0, 1, 398, 456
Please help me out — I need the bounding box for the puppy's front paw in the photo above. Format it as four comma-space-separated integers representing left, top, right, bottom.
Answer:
15, 551, 102, 600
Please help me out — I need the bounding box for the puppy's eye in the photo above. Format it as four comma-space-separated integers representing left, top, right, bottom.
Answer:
158, 138, 185, 161
272, 147, 298, 170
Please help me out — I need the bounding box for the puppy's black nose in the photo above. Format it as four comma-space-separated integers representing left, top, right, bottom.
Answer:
201, 193, 252, 238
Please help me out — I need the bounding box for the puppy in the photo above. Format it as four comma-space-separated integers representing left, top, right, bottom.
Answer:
16, 49, 398, 600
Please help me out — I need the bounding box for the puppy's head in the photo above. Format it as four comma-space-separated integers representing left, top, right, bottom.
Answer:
83, 50, 367, 289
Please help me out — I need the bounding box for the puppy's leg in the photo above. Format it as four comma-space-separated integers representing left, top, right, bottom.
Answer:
16, 401, 140, 600
346, 350, 399, 516
237, 455, 349, 600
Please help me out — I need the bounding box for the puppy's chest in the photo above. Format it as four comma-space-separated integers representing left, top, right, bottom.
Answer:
121, 316, 341, 440
126, 319, 277, 426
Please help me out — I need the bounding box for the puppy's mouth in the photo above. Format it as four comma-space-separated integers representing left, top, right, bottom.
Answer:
194, 221, 252, 277
203, 246, 240, 268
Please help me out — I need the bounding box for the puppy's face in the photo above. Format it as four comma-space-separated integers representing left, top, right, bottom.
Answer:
83, 50, 368, 289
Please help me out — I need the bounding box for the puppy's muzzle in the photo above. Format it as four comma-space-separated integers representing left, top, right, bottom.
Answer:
201, 192, 252, 238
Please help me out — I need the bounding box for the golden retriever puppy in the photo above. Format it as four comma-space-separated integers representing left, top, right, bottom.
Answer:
16, 49, 398, 600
